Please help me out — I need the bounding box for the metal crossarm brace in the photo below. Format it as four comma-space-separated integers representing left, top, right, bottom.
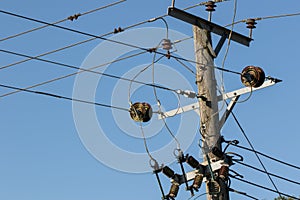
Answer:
214, 34, 227, 57
168, 7, 252, 47
158, 80, 278, 119
218, 95, 240, 132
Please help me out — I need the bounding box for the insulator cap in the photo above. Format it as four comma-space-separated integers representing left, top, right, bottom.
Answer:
246, 18, 257, 29
129, 102, 152, 122
162, 166, 175, 178
219, 165, 229, 180
168, 183, 179, 198
241, 66, 266, 88
193, 174, 203, 189
205, 1, 216, 12
207, 180, 220, 195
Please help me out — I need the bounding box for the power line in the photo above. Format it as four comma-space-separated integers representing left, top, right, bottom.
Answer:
0, 2, 206, 72
0, 83, 129, 112
0, 17, 154, 71
0, 49, 176, 95
0, 9, 147, 51
225, 12, 300, 27
232, 176, 300, 200
229, 110, 283, 198
151, 52, 181, 150
229, 143, 300, 171
220, 0, 237, 84
173, 57, 196, 75
0, 37, 100, 71
0, 0, 126, 42
0, 51, 147, 98
0, 37, 192, 98
228, 188, 259, 200
0, 9, 243, 76
256, 12, 300, 21
235, 160, 300, 186
181, 0, 230, 11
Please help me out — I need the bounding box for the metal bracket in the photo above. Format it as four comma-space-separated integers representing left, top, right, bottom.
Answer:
179, 160, 226, 184
218, 95, 239, 132
158, 79, 278, 119
168, 7, 252, 47
214, 34, 227, 57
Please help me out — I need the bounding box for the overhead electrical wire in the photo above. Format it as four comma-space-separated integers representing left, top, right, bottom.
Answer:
225, 11, 300, 27
229, 143, 300, 171
0, 19, 144, 71
229, 109, 283, 198
228, 188, 259, 200
173, 57, 196, 75
211, 0, 238, 127
235, 160, 300, 186
0, 3, 200, 72
183, 0, 230, 11
152, 55, 181, 150
128, 17, 171, 104
0, 51, 147, 98
139, 121, 159, 168
148, 17, 169, 39
0, 8, 243, 76
0, 49, 177, 96
0, 9, 152, 52
221, 0, 237, 82
0, 83, 129, 112
0, 0, 126, 42
0, 36, 193, 98
128, 55, 165, 104
232, 176, 300, 200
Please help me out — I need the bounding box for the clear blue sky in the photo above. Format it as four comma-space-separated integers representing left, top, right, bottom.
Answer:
0, 0, 300, 199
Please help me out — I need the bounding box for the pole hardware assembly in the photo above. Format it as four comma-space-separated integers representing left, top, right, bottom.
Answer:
241, 66, 265, 88
246, 18, 257, 39
205, 1, 216, 21
153, 151, 235, 199
129, 102, 153, 122
155, 1, 283, 200
166, 2, 252, 200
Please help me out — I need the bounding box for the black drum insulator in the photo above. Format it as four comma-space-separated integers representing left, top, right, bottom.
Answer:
193, 174, 203, 189
212, 147, 224, 158
129, 102, 152, 122
219, 166, 229, 180
241, 66, 265, 88
186, 156, 199, 169
168, 183, 179, 198
208, 180, 220, 195
162, 166, 175, 178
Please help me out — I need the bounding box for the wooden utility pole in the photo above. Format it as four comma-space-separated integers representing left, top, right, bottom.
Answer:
167, 4, 252, 200
193, 26, 229, 200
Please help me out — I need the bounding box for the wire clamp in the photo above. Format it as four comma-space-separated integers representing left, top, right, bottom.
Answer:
113, 27, 124, 34
68, 13, 81, 21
